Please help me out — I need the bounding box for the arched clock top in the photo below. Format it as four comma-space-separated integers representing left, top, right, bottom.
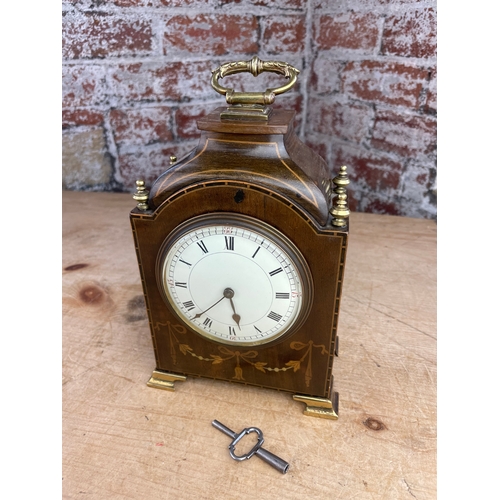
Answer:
148, 108, 332, 226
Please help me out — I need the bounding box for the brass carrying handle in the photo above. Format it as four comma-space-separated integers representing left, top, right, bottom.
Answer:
211, 56, 300, 106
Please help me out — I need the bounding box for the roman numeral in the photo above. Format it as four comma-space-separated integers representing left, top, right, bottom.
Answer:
225, 236, 234, 251
269, 268, 283, 276
197, 241, 208, 254
228, 326, 236, 336
179, 258, 191, 266
183, 301, 195, 311
252, 246, 261, 259
267, 311, 282, 322
275, 292, 290, 299
203, 318, 213, 328
254, 325, 262, 333
175, 282, 187, 288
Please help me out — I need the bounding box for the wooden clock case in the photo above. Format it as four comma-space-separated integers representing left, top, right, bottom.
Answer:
130, 106, 348, 419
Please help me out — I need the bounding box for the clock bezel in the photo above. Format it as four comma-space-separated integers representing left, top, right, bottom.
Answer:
155, 212, 314, 347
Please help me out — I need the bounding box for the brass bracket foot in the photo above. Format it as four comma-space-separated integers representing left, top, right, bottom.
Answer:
292, 391, 339, 420
147, 369, 187, 392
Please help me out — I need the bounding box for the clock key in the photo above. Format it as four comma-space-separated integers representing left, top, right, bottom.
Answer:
211, 420, 290, 474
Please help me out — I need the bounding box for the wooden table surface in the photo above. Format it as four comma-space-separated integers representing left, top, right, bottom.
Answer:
62, 191, 437, 499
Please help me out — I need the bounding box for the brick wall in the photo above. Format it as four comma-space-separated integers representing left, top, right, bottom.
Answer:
62, 0, 437, 219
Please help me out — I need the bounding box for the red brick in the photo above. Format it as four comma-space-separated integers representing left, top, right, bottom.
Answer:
113, 0, 158, 5
119, 151, 157, 190
160, 0, 222, 5
400, 159, 436, 207
110, 107, 173, 146
67, 0, 209, 4
347, 190, 360, 213
62, 12, 153, 59
62, 109, 104, 128
149, 143, 199, 170
342, 61, 429, 109
219, 0, 305, 7
62, 64, 107, 107
371, 110, 436, 157
316, 0, 427, 7
274, 92, 302, 113
164, 15, 258, 56
120, 143, 201, 190
305, 139, 329, 166
316, 13, 380, 51
108, 61, 216, 103
425, 67, 436, 114
67, 0, 218, 4
274, 93, 303, 131
262, 16, 306, 54
176, 104, 211, 139
329, 144, 404, 215
382, 8, 436, 59
68, 0, 160, 5
148, 148, 175, 175
311, 55, 343, 94
334, 144, 403, 191
363, 198, 401, 216
160, 0, 218, 4
307, 97, 373, 143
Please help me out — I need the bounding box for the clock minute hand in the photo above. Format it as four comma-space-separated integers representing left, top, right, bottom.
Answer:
193, 295, 225, 319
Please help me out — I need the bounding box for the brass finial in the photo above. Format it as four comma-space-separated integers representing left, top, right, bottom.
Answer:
170, 155, 177, 165
330, 166, 350, 227
133, 179, 150, 211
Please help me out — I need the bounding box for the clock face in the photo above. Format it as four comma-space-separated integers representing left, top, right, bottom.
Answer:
158, 214, 312, 346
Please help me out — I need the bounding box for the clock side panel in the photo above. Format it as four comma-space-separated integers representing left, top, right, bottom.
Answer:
130, 182, 348, 399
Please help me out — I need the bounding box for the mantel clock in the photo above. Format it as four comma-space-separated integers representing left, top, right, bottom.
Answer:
130, 57, 350, 419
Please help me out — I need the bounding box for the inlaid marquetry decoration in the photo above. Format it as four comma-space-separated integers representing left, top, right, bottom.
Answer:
152, 320, 327, 387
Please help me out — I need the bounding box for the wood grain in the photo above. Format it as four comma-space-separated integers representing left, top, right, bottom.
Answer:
63, 191, 436, 499
131, 182, 345, 397
149, 108, 331, 224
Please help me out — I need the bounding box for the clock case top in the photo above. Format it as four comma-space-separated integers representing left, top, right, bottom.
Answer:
130, 108, 348, 399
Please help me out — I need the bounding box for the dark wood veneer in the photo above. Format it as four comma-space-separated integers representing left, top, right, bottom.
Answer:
130, 107, 348, 400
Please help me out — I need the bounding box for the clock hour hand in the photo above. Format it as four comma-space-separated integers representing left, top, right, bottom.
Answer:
229, 298, 241, 330
193, 295, 225, 319
223, 288, 241, 330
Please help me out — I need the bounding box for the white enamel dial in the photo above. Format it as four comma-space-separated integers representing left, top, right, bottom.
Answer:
159, 215, 311, 346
